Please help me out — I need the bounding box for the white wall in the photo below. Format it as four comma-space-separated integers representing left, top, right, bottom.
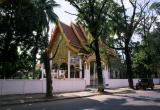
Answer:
53, 79, 85, 93
23, 80, 44, 94
108, 79, 160, 88
108, 79, 129, 88
2, 80, 24, 95
0, 78, 159, 95
153, 78, 160, 84
0, 79, 45, 95
103, 70, 109, 85
0, 79, 85, 95
84, 69, 90, 85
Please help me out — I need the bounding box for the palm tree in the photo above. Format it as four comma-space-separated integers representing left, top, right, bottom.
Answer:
34, 0, 59, 97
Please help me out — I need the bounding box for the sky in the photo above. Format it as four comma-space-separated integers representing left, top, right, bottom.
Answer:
53, 0, 159, 24
49, 0, 77, 35
50, 0, 159, 40
54, 0, 77, 25
49, 0, 134, 38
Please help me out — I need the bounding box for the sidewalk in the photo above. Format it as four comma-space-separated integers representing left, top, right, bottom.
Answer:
0, 87, 134, 107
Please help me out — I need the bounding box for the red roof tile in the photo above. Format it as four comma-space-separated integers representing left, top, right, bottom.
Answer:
72, 23, 86, 41
59, 22, 82, 49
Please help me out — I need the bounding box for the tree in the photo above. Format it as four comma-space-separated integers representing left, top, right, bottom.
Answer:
133, 24, 160, 78
66, 0, 117, 92
132, 5, 158, 77
105, 0, 154, 88
0, 0, 40, 78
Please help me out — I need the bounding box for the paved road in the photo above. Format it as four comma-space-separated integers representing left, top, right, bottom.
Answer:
1, 88, 160, 110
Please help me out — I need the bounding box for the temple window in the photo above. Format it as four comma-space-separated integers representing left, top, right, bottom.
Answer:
60, 63, 68, 78
52, 63, 68, 79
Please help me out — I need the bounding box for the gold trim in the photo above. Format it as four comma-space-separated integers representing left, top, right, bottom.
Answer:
47, 24, 59, 54
78, 23, 88, 40
71, 23, 88, 50
71, 23, 84, 46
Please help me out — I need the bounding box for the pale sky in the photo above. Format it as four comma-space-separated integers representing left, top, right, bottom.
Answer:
50, 0, 159, 39
52, 0, 158, 26
54, 0, 77, 24
49, 0, 77, 36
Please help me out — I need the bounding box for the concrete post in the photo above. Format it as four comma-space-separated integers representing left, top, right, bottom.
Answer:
84, 63, 90, 86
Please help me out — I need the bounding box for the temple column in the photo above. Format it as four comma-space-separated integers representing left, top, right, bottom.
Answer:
79, 58, 82, 78
68, 50, 70, 78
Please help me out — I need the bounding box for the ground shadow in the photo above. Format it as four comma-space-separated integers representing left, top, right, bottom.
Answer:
1, 94, 160, 110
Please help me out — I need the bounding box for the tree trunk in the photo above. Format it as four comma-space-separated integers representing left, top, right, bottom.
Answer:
32, 47, 38, 79
32, 60, 36, 79
43, 51, 53, 97
94, 37, 104, 92
124, 45, 134, 89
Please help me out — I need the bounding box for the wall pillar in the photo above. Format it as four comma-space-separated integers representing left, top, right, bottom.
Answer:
50, 53, 53, 78
102, 64, 109, 87
84, 62, 90, 86
107, 65, 110, 79
93, 62, 96, 86
68, 50, 70, 78
41, 64, 44, 79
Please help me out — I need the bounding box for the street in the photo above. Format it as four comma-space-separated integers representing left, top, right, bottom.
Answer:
1, 88, 160, 110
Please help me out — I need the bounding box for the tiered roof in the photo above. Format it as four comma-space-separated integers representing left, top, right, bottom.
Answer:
47, 21, 87, 54
47, 21, 116, 60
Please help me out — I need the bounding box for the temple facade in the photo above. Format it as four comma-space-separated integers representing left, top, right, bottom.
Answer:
47, 21, 115, 87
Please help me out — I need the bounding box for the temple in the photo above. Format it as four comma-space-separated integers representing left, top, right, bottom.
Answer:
46, 21, 115, 87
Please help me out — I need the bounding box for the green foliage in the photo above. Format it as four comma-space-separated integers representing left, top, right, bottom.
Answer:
132, 22, 160, 78
150, 2, 160, 14
0, 0, 39, 78
0, 0, 59, 78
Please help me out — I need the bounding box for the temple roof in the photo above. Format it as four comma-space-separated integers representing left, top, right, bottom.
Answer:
47, 21, 116, 60
47, 21, 87, 54
60, 22, 81, 49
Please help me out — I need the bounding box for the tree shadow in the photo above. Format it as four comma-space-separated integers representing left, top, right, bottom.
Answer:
1, 93, 160, 110
153, 88, 160, 94
11, 95, 159, 110
113, 93, 160, 103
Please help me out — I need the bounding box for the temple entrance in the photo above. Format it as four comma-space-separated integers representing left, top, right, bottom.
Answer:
90, 61, 98, 87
